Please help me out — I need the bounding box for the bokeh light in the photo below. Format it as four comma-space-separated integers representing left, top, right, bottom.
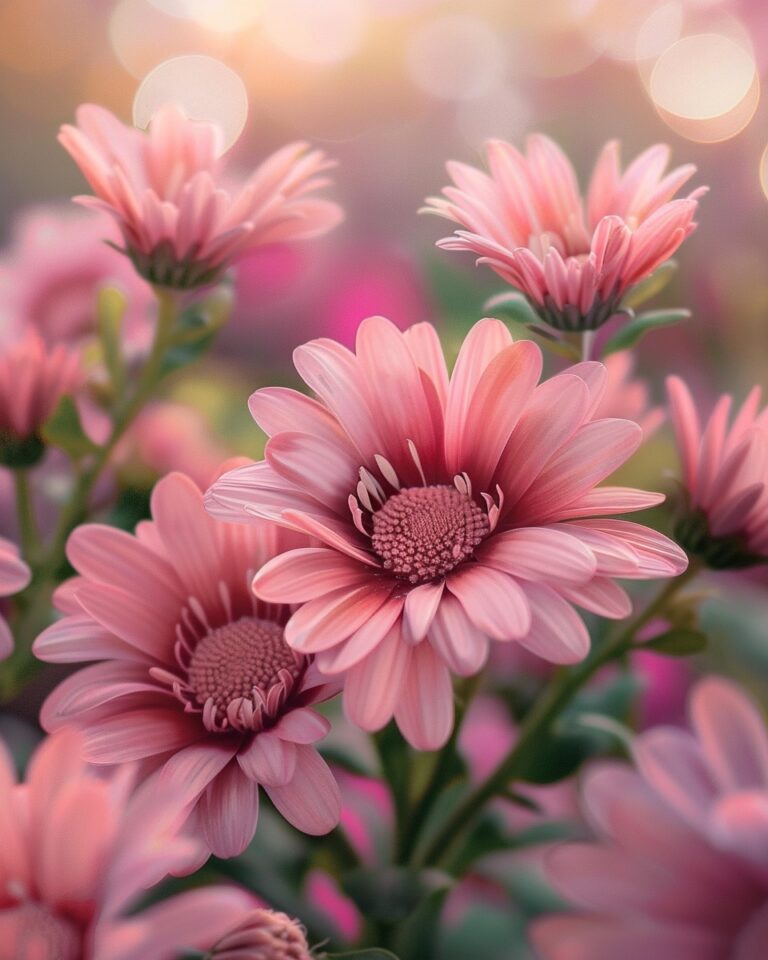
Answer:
405, 15, 506, 101
133, 56, 248, 154
261, 0, 367, 65
148, 0, 262, 33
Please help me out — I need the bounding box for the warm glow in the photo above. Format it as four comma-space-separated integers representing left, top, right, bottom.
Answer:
147, 0, 261, 33
133, 56, 248, 155
405, 15, 505, 101
261, 0, 367, 64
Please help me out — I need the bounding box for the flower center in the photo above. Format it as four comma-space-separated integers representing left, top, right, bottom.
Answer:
187, 617, 304, 733
2, 902, 81, 960
371, 484, 489, 584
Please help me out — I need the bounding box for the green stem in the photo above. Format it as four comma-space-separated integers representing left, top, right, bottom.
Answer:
13, 470, 41, 565
412, 564, 699, 869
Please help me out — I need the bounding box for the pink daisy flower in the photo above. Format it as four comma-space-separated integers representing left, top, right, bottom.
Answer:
668, 376, 768, 568
59, 103, 343, 290
532, 677, 768, 960
34, 471, 342, 858
0, 535, 30, 660
0, 727, 255, 960
424, 136, 704, 331
206, 316, 687, 749
0, 332, 84, 465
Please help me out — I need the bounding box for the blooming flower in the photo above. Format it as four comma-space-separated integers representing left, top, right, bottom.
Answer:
206, 316, 687, 749
532, 677, 768, 959
0, 332, 84, 466
58, 103, 343, 290
424, 136, 704, 331
0, 535, 30, 660
0, 204, 153, 351
208, 908, 311, 959
668, 376, 768, 568
0, 727, 255, 960
34, 471, 341, 857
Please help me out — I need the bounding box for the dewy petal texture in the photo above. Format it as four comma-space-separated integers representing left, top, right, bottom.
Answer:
0, 728, 254, 960
532, 677, 768, 960
207, 316, 687, 749
424, 135, 704, 331
58, 103, 343, 289
35, 472, 341, 857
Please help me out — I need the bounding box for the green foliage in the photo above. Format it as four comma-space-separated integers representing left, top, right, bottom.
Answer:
643, 627, 708, 657
324, 950, 400, 960
41, 395, 98, 459
97, 286, 127, 395
621, 260, 677, 310
602, 308, 690, 355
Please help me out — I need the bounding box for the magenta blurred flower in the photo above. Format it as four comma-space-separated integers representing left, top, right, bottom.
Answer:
533, 677, 768, 960
0, 535, 30, 660
0, 727, 254, 960
207, 316, 687, 749
35, 471, 341, 857
668, 376, 768, 568
208, 907, 311, 960
594, 351, 664, 437
0, 205, 153, 351
0, 333, 83, 456
425, 136, 704, 331
59, 104, 343, 290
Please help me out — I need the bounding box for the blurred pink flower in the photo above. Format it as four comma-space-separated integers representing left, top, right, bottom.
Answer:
35, 471, 341, 857
305, 870, 362, 944
207, 316, 687, 749
532, 677, 768, 959
425, 136, 704, 331
0, 333, 83, 442
0, 536, 30, 661
208, 907, 311, 960
59, 104, 343, 290
668, 376, 768, 568
593, 351, 664, 437
117, 401, 231, 489
0, 205, 153, 351
0, 727, 254, 960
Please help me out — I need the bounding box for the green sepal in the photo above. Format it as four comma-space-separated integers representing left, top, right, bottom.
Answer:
0, 433, 45, 468
642, 627, 708, 657
40, 396, 98, 459
622, 260, 678, 310
602, 308, 690, 355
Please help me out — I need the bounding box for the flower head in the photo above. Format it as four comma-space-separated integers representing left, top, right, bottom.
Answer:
209, 908, 311, 960
424, 136, 704, 331
35, 471, 341, 857
206, 316, 687, 749
0, 535, 30, 660
532, 677, 768, 959
0, 332, 84, 466
59, 104, 343, 290
668, 376, 768, 568
0, 727, 254, 960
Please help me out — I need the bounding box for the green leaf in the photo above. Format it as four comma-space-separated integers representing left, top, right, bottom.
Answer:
323, 951, 400, 960
484, 290, 538, 325
642, 627, 708, 657
340, 866, 428, 924
622, 260, 677, 310
394, 886, 450, 960
602, 308, 690, 355
41, 396, 98, 459
97, 286, 126, 394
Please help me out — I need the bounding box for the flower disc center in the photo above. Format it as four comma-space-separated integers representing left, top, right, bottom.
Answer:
371, 484, 489, 584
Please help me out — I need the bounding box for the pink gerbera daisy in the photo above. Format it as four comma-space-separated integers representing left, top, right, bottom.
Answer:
206, 316, 687, 749
0, 332, 83, 465
0, 535, 30, 661
0, 727, 255, 960
424, 136, 704, 331
668, 376, 768, 568
59, 103, 343, 290
34, 471, 341, 857
532, 677, 768, 960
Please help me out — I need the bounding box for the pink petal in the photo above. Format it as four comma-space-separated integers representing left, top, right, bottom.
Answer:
284, 582, 394, 654
274, 707, 331, 744
344, 626, 410, 731
518, 582, 591, 664
394, 641, 454, 749
198, 760, 260, 858
253, 547, 368, 603
237, 732, 297, 786
81, 708, 202, 763
403, 581, 444, 643
447, 564, 531, 640
428, 591, 489, 676
479, 527, 596, 584
265, 744, 341, 834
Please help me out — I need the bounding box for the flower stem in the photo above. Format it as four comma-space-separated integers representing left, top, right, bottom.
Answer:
13, 469, 41, 564
411, 563, 699, 870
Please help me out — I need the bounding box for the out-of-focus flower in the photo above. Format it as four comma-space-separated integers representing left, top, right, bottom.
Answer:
0, 333, 84, 465
305, 869, 362, 945
116, 401, 231, 490
593, 351, 664, 437
35, 471, 341, 858
0, 205, 153, 352
668, 376, 768, 569
208, 907, 311, 960
0, 535, 29, 660
0, 727, 254, 960
424, 136, 704, 332
59, 104, 343, 290
532, 677, 768, 959
206, 316, 687, 749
